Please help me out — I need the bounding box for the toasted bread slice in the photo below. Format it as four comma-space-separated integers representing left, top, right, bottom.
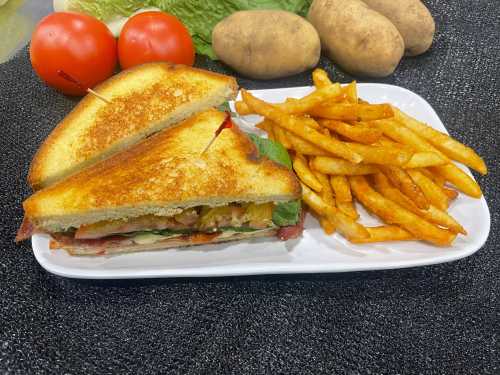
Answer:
22, 109, 301, 232
28, 63, 238, 190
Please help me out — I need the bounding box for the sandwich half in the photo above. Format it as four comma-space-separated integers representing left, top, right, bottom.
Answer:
28, 63, 238, 190
17, 109, 303, 255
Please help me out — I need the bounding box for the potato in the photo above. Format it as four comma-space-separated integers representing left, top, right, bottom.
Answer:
362, 0, 435, 56
307, 0, 404, 77
212, 10, 320, 79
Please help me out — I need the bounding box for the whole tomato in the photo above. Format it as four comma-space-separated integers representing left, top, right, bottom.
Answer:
118, 11, 195, 69
30, 12, 117, 96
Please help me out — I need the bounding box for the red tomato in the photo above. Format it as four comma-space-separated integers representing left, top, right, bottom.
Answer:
118, 11, 195, 69
30, 12, 117, 96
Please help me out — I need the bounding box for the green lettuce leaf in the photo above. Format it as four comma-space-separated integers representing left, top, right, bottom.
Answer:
272, 200, 301, 226
247, 133, 292, 169
68, 0, 313, 59
247, 134, 301, 226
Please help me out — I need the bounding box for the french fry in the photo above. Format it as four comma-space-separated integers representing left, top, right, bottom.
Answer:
337, 201, 359, 220
349, 176, 456, 246
236, 85, 342, 116
241, 90, 363, 163
394, 107, 487, 175
313, 169, 335, 206
349, 226, 415, 243
255, 119, 276, 141
431, 164, 482, 198
373, 119, 449, 159
407, 169, 450, 210
311, 157, 378, 175
372, 119, 482, 197
345, 143, 413, 166
293, 153, 323, 192
273, 125, 292, 149
442, 186, 459, 201
343, 81, 358, 103
318, 119, 383, 144
286, 130, 329, 156
319, 216, 336, 234
301, 182, 369, 240
312, 68, 333, 88
235, 101, 252, 116
330, 175, 352, 202
379, 165, 429, 209
310, 103, 394, 122
403, 152, 447, 168
279, 84, 343, 114
372, 173, 466, 235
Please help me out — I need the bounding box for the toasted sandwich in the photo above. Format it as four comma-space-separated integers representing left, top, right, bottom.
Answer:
28, 63, 238, 190
17, 109, 303, 255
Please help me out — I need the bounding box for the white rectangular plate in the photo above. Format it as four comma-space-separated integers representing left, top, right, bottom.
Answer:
32, 84, 490, 279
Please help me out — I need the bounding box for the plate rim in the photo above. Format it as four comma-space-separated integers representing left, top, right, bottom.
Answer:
31, 83, 491, 279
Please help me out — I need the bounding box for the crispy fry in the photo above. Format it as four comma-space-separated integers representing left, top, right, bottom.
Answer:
273, 124, 292, 149
313, 169, 335, 206
373, 119, 449, 159
407, 169, 449, 211
343, 81, 358, 103
301, 182, 369, 240
311, 157, 378, 175
310, 103, 394, 122
403, 152, 447, 168
255, 119, 276, 141
349, 176, 456, 246
312, 68, 333, 88
286, 130, 329, 156
373, 120, 481, 196
372, 173, 466, 235
330, 175, 352, 203
319, 216, 336, 234
442, 186, 459, 201
236, 85, 342, 116
431, 164, 482, 198
318, 119, 383, 144
279, 84, 343, 114
337, 201, 359, 220
235, 100, 252, 115
349, 226, 415, 243
241, 90, 363, 163
379, 165, 429, 209
345, 143, 413, 166
293, 154, 323, 192
394, 107, 487, 175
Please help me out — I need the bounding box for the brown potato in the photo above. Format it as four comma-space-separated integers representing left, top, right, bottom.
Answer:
212, 10, 320, 79
307, 0, 404, 77
362, 0, 435, 56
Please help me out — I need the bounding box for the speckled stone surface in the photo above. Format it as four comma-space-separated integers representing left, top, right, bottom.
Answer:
1, 1, 499, 374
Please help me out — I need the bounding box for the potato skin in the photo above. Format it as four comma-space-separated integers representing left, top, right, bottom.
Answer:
212, 10, 320, 80
362, 0, 435, 56
308, 0, 404, 77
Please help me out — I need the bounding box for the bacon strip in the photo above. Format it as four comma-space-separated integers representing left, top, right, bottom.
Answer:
15, 217, 36, 242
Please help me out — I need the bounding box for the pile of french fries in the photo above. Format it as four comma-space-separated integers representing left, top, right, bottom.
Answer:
237, 69, 487, 246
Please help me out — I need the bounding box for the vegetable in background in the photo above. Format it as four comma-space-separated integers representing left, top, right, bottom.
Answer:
118, 11, 195, 69
30, 12, 117, 96
55, 0, 313, 59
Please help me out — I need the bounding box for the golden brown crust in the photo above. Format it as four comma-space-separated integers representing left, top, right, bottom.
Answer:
24, 109, 301, 225
28, 63, 238, 190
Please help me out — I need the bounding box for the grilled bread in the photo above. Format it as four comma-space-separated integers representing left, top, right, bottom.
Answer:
28, 63, 238, 190
21, 109, 301, 234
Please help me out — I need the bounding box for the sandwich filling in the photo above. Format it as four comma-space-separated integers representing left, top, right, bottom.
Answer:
17, 201, 304, 249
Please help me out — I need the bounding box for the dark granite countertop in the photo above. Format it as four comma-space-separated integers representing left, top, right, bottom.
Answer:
0, 1, 498, 373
